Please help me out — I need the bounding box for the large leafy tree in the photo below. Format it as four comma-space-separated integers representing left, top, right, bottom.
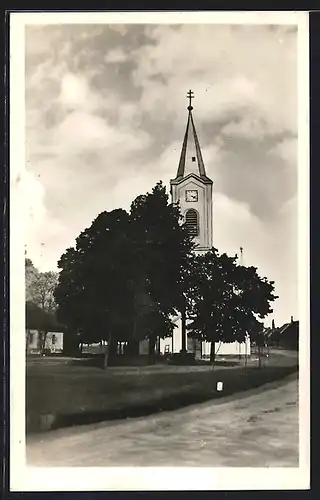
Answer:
28, 271, 58, 314
130, 181, 194, 352
25, 256, 59, 352
55, 182, 194, 365
186, 248, 277, 367
25, 257, 39, 302
55, 208, 135, 366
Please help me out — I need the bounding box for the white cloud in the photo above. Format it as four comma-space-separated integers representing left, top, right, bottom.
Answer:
104, 48, 128, 64
132, 24, 297, 135
25, 25, 62, 58
22, 171, 66, 271
59, 73, 96, 111
23, 170, 46, 226
221, 116, 271, 140
108, 24, 129, 36
214, 192, 264, 262
269, 137, 297, 165
48, 109, 151, 159
56, 111, 109, 148
214, 192, 297, 325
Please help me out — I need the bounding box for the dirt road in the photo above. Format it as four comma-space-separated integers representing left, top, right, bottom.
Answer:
27, 375, 298, 467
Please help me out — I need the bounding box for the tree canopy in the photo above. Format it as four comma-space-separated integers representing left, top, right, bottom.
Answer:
55, 182, 194, 362
26, 301, 63, 332
25, 256, 58, 313
129, 182, 194, 341
55, 209, 134, 346
185, 248, 277, 360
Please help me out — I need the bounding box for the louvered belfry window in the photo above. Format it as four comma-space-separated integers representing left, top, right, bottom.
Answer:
185, 209, 199, 236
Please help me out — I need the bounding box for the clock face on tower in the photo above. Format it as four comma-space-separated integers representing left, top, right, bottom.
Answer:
185, 189, 198, 202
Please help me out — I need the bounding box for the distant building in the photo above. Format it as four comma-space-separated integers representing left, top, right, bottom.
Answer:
26, 300, 65, 354
265, 317, 299, 350
26, 329, 64, 354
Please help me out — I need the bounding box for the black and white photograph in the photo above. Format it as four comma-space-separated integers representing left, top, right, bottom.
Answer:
10, 11, 309, 491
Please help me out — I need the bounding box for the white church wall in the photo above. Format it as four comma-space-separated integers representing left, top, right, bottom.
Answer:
159, 324, 251, 357
202, 341, 211, 357
159, 323, 182, 353
215, 337, 251, 356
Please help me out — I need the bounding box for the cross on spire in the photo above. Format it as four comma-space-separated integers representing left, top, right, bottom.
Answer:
174, 89, 212, 181
187, 89, 194, 111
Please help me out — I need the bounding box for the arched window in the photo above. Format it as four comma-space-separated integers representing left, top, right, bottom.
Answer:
185, 209, 199, 236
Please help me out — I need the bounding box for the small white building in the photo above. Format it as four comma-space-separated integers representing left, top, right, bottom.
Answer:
26, 329, 64, 354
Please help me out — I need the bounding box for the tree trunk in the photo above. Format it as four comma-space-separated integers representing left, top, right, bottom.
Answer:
63, 328, 80, 356
210, 342, 216, 370
26, 330, 31, 352
110, 338, 118, 358
40, 331, 48, 354
148, 337, 156, 363
103, 331, 113, 369
245, 340, 248, 371
127, 339, 139, 357
181, 308, 187, 352
258, 343, 262, 369
156, 336, 161, 354
37, 329, 42, 352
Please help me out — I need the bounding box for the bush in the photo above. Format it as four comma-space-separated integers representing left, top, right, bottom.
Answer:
168, 352, 196, 365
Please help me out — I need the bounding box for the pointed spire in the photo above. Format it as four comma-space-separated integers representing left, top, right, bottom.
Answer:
175, 90, 210, 181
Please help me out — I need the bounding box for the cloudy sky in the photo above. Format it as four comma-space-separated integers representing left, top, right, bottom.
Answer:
24, 21, 298, 326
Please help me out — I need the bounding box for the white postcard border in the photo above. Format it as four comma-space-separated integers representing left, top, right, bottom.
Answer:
9, 10, 310, 492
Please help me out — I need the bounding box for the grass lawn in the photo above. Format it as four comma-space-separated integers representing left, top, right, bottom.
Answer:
26, 349, 298, 434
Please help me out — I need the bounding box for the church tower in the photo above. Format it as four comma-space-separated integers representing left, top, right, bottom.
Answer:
170, 90, 213, 251
161, 91, 251, 357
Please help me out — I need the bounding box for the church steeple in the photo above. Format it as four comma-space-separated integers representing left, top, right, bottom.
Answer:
174, 90, 211, 182
170, 90, 213, 252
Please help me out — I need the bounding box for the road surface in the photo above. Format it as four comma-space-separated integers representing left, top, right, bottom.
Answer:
27, 375, 298, 467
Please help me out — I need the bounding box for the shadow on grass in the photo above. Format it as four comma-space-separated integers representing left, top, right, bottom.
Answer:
71, 354, 161, 368
70, 356, 240, 369
27, 365, 298, 434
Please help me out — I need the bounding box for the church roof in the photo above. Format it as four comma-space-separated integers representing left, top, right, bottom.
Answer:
173, 90, 212, 184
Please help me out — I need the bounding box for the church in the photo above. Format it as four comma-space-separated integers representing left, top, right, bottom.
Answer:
155, 90, 250, 358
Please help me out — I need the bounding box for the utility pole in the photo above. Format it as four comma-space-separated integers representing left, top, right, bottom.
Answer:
239, 246, 244, 266
181, 307, 187, 352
